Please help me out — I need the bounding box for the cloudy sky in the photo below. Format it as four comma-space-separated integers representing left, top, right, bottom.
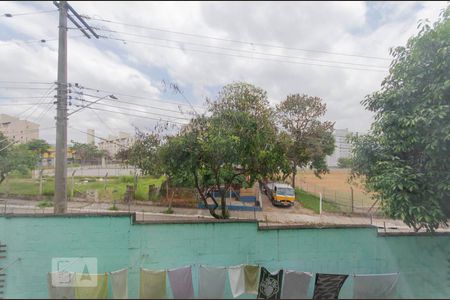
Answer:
0, 1, 447, 145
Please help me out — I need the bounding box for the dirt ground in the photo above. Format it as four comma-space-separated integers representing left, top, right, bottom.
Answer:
295, 169, 376, 209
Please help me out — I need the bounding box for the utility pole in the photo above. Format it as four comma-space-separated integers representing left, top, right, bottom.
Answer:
52, 1, 99, 213
54, 0, 68, 213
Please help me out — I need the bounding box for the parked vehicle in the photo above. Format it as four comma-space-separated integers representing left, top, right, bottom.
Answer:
265, 182, 295, 207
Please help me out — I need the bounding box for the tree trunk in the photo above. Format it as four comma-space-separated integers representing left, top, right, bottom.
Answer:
168, 189, 175, 210
220, 189, 227, 218
0, 173, 5, 185
291, 163, 297, 189
193, 172, 220, 219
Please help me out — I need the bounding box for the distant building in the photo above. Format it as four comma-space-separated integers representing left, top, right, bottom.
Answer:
87, 129, 95, 145
326, 128, 354, 167
98, 131, 135, 158
0, 114, 39, 143
42, 145, 75, 167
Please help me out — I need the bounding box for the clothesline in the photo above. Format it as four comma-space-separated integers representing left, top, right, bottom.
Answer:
48, 264, 401, 299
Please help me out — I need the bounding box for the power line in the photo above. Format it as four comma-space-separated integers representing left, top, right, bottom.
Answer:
90, 108, 115, 136
0, 96, 54, 99
72, 83, 205, 110
0, 35, 85, 47
101, 34, 388, 72
18, 83, 56, 119
75, 91, 191, 115
0, 38, 57, 46
0, 86, 55, 90
96, 27, 388, 69
73, 98, 192, 121
0, 102, 53, 106
80, 106, 189, 125
84, 14, 391, 61
1, 9, 57, 18
0, 80, 54, 84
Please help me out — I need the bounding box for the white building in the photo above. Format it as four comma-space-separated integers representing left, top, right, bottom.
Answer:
0, 114, 39, 143
87, 129, 95, 145
326, 128, 354, 167
98, 131, 135, 157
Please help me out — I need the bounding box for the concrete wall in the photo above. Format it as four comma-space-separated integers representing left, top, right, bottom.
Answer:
0, 216, 448, 299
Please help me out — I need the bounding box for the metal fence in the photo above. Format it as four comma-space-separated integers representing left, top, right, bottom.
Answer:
297, 179, 380, 215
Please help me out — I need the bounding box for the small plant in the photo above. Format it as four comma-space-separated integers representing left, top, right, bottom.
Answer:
108, 204, 118, 211
37, 199, 53, 208
162, 207, 174, 214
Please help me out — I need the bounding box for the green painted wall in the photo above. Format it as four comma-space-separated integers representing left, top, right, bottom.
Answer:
0, 216, 448, 299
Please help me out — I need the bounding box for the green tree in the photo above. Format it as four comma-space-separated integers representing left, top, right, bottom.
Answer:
159, 83, 288, 218
70, 142, 104, 165
337, 157, 353, 169
0, 134, 38, 184
25, 139, 50, 156
276, 94, 335, 188
351, 7, 450, 232
128, 131, 162, 176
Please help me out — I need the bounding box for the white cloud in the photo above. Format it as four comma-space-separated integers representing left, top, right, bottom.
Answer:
0, 1, 447, 144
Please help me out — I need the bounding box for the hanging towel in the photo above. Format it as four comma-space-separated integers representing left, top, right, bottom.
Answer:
244, 265, 260, 295
282, 270, 312, 299
257, 267, 283, 300
47, 272, 75, 299
312, 273, 348, 300
228, 265, 245, 298
198, 265, 227, 299
110, 268, 128, 299
168, 266, 195, 299
353, 273, 399, 299
140, 268, 167, 299
74, 273, 108, 299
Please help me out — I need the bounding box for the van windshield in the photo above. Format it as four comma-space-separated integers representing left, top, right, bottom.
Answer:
277, 187, 295, 196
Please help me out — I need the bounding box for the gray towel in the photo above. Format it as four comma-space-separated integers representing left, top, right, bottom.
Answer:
48, 272, 75, 299
353, 273, 399, 299
110, 268, 128, 299
282, 270, 312, 299
168, 266, 194, 299
198, 265, 227, 299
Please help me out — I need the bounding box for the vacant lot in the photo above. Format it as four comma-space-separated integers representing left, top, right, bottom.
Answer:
295, 169, 377, 212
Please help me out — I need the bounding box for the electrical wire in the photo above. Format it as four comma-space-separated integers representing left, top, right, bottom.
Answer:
101, 34, 388, 73
80, 106, 189, 125
95, 27, 388, 69
73, 99, 191, 121
1, 9, 57, 17
84, 14, 391, 61
74, 92, 190, 115
72, 84, 204, 110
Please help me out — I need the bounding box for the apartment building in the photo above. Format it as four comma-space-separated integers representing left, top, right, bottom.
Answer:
98, 131, 135, 157
0, 114, 39, 143
326, 128, 354, 167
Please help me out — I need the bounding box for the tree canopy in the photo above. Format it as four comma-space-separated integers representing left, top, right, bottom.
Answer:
351, 7, 450, 232
136, 83, 335, 219
0, 134, 39, 184
276, 94, 335, 188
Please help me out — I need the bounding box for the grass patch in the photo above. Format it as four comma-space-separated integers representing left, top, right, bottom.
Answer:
0, 176, 165, 201
296, 188, 341, 213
